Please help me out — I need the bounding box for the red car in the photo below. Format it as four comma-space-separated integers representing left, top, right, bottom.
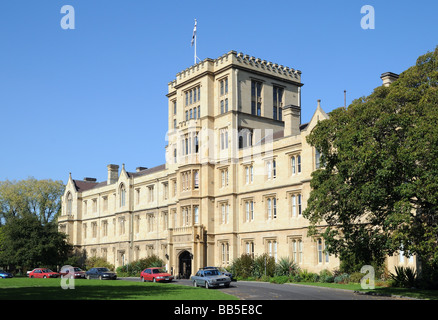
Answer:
140, 267, 173, 283
29, 268, 60, 278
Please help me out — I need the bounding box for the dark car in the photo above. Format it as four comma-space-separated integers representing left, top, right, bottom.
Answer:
85, 267, 117, 280
0, 269, 13, 279
191, 268, 231, 289
203, 266, 235, 281
60, 267, 86, 279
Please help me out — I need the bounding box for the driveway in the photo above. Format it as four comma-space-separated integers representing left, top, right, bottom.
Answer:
120, 278, 399, 300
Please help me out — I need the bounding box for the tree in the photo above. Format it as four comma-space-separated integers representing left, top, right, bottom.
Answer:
303, 47, 438, 278
0, 178, 65, 225
0, 215, 72, 271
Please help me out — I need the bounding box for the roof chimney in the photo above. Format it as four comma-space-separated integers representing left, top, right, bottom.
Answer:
283, 104, 301, 136
107, 164, 119, 185
380, 72, 399, 87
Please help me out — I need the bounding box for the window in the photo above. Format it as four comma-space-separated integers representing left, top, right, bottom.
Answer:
181, 171, 191, 191
245, 241, 255, 258
135, 188, 140, 205
103, 196, 108, 211
92, 198, 97, 213
315, 149, 322, 169
220, 168, 229, 187
220, 129, 228, 150
245, 200, 254, 222
162, 212, 168, 230
147, 214, 154, 232
291, 193, 302, 217
193, 170, 199, 189
273, 86, 284, 121
221, 203, 229, 224
119, 217, 125, 235
297, 155, 301, 173
148, 185, 154, 202
173, 100, 177, 114
163, 182, 169, 200
267, 240, 277, 262
220, 98, 229, 114
92, 222, 97, 238
239, 128, 253, 149
317, 238, 329, 264
251, 80, 262, 116
266, 159, 276, 180
102, 220, 108, 237
291, 154, 301, 175
185, 85, 201, 106
245, 165, 254, 184
266, 196, 277, 219
221, 242, 229, 264
220, 78, 228, 96
182, 207, 190, 226
291, 239, 303, 264
194, 206, 199, 224
66, 192, 72, 215
120, 185, 126, 208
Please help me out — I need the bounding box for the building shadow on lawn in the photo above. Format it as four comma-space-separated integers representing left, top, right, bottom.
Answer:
0, 281, 205, 300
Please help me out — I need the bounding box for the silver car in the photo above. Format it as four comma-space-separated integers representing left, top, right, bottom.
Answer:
191, 269, 231, 289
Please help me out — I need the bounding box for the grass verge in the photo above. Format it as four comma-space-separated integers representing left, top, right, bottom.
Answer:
286, 281, 438, 300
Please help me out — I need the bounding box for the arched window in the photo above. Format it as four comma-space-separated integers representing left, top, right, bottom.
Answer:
120, 184, 126, 207
66, 192, 73, 215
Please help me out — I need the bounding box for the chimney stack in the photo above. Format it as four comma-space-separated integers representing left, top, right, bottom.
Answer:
380, 72, 399, 87
283, 104, 301, 136
107, 164, 119, 185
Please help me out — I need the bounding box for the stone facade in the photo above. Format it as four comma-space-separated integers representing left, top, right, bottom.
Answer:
58, 51, 415, 277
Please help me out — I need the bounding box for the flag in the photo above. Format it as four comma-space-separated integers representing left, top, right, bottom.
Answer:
191, 19, 197, 47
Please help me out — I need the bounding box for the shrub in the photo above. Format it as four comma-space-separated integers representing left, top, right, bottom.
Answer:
318, 269, 334, 283
290, 274, 302, 282
85, 257, 115, 271
334, 273, 350, 284
349, 272, 365, 283
117, 255, 165, 277
299, 269, 319, 282
230, 254, 254, 279
252, 254, 276, 279
390, 266, 418, 288
275, 257, 300, 277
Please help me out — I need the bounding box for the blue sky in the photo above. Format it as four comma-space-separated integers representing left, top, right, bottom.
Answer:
0, 0, 436, 184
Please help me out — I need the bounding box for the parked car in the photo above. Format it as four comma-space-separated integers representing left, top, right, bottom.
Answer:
85, 267, 117, 280
203, 266, 235, 281
0, 269, 13, 279
26, 269, 36, 277
28, 268, 60, 278
191, 268, 231, 289
59, 267, 86, 279
140, 267, 174, 283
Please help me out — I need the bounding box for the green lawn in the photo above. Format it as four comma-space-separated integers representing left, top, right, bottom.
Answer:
0, 278, 238, 300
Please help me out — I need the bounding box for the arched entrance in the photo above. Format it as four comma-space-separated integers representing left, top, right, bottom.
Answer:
178, 250, 192, 279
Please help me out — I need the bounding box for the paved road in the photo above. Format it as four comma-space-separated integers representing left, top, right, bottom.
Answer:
119, 277, 399, 300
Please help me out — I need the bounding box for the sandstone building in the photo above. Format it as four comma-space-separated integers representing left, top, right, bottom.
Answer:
58, 51, 412, 277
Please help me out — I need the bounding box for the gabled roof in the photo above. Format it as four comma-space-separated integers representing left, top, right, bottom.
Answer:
128, 164, 166, 178
72, 180, 100, 192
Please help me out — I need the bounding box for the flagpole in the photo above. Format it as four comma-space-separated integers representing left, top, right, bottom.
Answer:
194, 32, 197, 65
